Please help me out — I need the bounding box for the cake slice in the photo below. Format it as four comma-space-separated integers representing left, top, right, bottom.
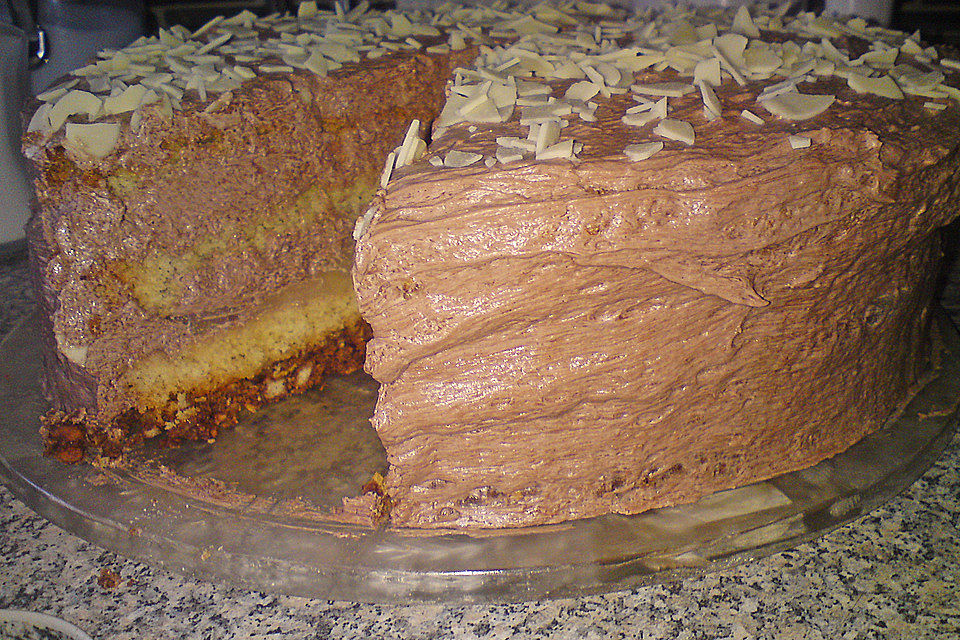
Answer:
25, 14, 468, 463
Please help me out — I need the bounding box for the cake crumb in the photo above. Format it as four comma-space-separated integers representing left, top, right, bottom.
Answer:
98, 567, 123, 590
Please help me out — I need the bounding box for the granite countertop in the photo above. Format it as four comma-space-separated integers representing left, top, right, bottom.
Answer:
1, 244, 959, 640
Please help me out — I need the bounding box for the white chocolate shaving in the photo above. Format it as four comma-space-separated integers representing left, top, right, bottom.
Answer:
516, 80, 552, 97
760, 90, 835, 121
742, 48, 782, 76
653, 118, 695, 145
757, 76, 808, 101
536, 139, 575, 160
897, 69, 946, 96
496, 137, 534, 152
191, 15, 224, 39
623, 141, 663, 161
48, 91, 103, 131
535, 119, 561, 154
64, 122, 121, 159
732, 6, 760, 38
57, 340, 88, 366
196, 33, 232, 56
395, 119, 425, 168
565, 81, 602, 102
856, 47, 898, 69
711, 35, 747, 86
26, 103, 52, 134
18, 0, 960, 178
305, 51, 329, 76
298, 1, 318, 18
379, 151, 396, 188
353, 204, 377, 241
464, 97, 504, 123
36, 79, 80, 103
496, 146, 525, 164
699, 82, 721, 119
488, 82, 518, 109
788, 135, 811, 149
444, 150, 483, 167
693, 58, 721, 88
613, 53, 664, 73
900, 38, 923, 57
103, 84, 150, 115
847, 75, 904, 100
631, 82, 695, 98
520, 102, 572, 124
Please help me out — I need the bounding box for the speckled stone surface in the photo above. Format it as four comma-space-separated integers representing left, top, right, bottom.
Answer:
2, 244, 960, 640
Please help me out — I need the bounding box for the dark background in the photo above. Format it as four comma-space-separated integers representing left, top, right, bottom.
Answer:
145, 0, 960, 44
890, 0, 960, 46
4, 1, 959, 43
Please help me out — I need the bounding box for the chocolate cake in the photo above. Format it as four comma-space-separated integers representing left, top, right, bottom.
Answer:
23, 1, 960, 529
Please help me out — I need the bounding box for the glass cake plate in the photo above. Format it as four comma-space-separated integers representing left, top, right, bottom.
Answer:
1, 312, 957, 603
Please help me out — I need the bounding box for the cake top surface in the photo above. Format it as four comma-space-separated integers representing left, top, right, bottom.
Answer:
22, 0, 960, 173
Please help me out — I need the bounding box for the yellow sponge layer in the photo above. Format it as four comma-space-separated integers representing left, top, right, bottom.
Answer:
122, 270, 360, 411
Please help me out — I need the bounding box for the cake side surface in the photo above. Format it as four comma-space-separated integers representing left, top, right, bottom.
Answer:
356, 151, 959, 528
353, 7, 960, 528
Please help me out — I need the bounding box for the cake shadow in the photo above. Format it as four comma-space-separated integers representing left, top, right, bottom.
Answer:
124, 371, 386, 515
